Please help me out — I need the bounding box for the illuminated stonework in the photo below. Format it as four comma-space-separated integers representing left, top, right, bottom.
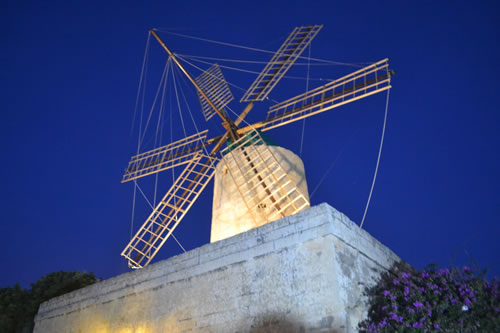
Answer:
33, 204, 401, 332
211, 145, 309, 243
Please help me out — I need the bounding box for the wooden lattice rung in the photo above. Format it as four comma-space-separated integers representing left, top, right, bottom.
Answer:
187, 168, 211, 178
276, 193, 306, 213
173, 185, 197, 195
253, 179, 293, 205
136, 237, 158, 250
144, 228, 163, 239
236, 159, 276, 181
249, 182, 292, 211
237, 164, 280, 185
181, 178, 205, 189
129, 245, 149, 259
238, 151, 273, 169
229, 148, 273, 169
241, 171, 287, 197
171, 194, 192, 204
161, 202, 185, 214
150, 219, 166, 228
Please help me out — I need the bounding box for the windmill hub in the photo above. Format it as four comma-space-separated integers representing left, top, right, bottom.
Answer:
211, 145, 309, 243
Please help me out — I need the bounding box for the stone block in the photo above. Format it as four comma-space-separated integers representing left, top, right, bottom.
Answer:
34, 203, 400, 333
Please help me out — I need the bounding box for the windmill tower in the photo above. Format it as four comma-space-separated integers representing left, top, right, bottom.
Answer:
211, 143, 309, 243
121, 25, 393, 269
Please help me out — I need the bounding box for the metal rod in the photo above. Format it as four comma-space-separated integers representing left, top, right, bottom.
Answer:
150, 29, 235, 131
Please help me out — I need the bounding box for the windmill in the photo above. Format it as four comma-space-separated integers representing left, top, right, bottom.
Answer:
121, 25, 393, 268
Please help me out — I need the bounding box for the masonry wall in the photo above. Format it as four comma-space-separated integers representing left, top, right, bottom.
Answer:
34, 203, 400, 333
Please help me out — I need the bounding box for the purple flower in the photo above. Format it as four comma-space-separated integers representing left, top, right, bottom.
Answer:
427, 309, 432, 317
408, 308, 415, 314
393, 278, 400, 285
402, 272, 410, 279
412, 322, 422, 328
383, 290, 390, 297
465, 298, 471, 306
404, 286, 410, 297
378, 318, 387, 328
421, 272, 430, 279
434, 323, 440, 330
413, 301, 424, 308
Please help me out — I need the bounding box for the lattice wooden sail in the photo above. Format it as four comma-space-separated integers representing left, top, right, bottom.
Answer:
120, 27, 394, 269
221, 129, 310, 225
121, 151, 218, 268
240, 25, 322, 103
262, 59, 392, 131
194, 64, 233, 121
122, 130, 209, 183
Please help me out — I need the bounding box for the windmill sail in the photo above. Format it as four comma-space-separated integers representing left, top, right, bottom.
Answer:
261, 59, 392, 131
194, 64, 234, 121
120, 26, 394, 269
122, 130, 209, 183
241, 25, 322, 103
122, 151, 218, 268
221, 129, 309, 225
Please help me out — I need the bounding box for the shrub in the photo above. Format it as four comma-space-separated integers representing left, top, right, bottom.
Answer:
0, 271, 97, 333
358, 262, 500, 332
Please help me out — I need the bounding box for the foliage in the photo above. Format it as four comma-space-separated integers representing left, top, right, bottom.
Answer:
0, 284, 30, 333
358, 262, 500, 333
0, 271, 97, 333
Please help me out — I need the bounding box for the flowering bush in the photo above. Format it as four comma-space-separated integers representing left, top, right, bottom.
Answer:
358, 262, 500, 332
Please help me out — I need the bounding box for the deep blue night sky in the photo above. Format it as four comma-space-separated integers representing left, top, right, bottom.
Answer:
2, 0, 499, 288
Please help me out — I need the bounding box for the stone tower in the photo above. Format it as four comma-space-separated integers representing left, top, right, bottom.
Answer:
211, 145, 310, 243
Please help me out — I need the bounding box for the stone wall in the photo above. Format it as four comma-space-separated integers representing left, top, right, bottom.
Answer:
34, 203, 400, 333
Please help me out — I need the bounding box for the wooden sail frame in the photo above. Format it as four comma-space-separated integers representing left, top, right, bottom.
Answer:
195, 64, 234, 121
240, 25, 322, 102
122, 130, 209, 183
262, 59, 392, 131
220, 129, 310, 226
122, 151, 218, 268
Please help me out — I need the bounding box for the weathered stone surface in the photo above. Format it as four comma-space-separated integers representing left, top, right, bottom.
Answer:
34, 203, 400, 333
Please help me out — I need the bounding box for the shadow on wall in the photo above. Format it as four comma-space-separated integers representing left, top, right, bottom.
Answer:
247, 313, 342, 333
